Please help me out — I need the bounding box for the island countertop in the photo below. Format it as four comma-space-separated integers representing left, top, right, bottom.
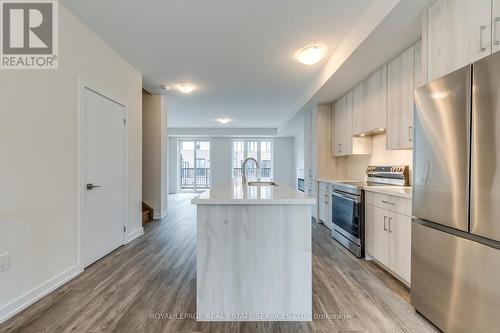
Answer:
191, 181, 316, 205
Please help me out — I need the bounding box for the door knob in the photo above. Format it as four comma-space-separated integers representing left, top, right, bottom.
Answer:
86, 183, 102, 190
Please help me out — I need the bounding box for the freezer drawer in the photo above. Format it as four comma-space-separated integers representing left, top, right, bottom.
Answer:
411, 221, 500, 333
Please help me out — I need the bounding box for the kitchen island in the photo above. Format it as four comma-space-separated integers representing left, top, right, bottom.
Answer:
191, 181, 315, 321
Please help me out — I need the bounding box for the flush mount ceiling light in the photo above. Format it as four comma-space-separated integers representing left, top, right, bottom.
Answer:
295, 44, 327, 65
176, 83, 194, 94
216, 118, 231, 124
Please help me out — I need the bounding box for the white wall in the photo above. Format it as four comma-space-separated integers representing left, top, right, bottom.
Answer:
273, 138, 296, 188
168, 137, 296, 191
142, 95, 168, 218
168, 138, 178, 194
0, 4, 142, 322
211, 138, 233, 187
278, 109, 305, 181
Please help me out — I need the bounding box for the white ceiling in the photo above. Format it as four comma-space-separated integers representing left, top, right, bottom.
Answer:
63, 0, 373, 128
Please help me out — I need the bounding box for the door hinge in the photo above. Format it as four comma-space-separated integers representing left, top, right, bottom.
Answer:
123, 226, 126, 233
123, 118, 126, 125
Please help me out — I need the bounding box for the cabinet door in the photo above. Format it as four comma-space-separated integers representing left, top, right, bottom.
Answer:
332, 98, 344, 157
342, 91, 354, 155
414, 41, 424, 88
427, 0, 491, 81
352, 82, 365, 135
365, 204, 390, 267
387, 46, 415, 150
318, 183, 328, 223
494, 0, 500, 54
366, 65, 387, 132
389, 212, 412, 284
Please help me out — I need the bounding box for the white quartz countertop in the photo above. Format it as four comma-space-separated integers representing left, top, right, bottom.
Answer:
363, 186, 412, 199
191, 181, 316, 205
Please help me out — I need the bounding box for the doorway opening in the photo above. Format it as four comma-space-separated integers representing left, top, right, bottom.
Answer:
179, 140, 211, 192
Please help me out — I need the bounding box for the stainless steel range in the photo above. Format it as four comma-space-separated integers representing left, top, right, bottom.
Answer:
331, 165, 409, 258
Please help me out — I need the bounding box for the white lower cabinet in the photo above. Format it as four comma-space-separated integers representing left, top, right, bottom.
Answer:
365, 204, 390, 267
318, 182, 332, 229
365, 194, 412, 285
388, 211, 411, 283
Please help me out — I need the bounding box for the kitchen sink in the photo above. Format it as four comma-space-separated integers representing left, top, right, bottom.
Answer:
247, 181, 278, 186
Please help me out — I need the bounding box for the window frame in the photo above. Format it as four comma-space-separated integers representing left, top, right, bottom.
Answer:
231, 138, 274, 180
178, 138, 213, 192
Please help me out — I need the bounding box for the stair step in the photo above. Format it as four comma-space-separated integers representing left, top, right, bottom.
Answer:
142, 208, 153, 224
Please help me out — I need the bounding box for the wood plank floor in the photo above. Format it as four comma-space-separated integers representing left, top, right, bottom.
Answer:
0, 194, 439, 333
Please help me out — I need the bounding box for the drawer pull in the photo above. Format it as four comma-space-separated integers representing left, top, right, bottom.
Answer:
381, 200, 396, 205
480, 25, 487, 52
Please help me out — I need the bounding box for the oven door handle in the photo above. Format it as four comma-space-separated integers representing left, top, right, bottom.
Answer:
332, 191, 361, 203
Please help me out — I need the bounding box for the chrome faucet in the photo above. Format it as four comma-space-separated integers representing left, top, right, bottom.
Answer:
242, 157, 260, 185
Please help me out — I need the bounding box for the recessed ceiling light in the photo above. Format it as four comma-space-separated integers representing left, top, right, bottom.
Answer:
176, 83, 194, 94
295, 44, 327, 65
216, 118, 231, 124
161, 84, 170, 91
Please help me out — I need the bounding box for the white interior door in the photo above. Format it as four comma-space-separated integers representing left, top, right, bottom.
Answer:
83, 87, 126, 267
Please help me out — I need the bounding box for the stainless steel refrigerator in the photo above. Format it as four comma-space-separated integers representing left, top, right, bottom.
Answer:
412, 51, 500, 333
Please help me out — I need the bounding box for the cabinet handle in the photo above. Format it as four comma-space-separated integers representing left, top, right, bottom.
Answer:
480, 25, 487, 52
389, 217, 393, 233
494, 17, 500, 46
408, 126, 413, 142
383, 216, 388, 231
382, 200, 396, 205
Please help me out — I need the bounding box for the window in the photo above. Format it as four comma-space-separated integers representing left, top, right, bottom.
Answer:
232, 139, 273, 181
179, 140, 211, 191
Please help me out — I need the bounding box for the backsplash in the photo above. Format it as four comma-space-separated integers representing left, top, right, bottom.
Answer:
335, 134, 413, 184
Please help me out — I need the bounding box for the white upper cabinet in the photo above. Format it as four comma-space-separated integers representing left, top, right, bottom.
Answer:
414, 41, 424, 88
494, 0, 500, 54
352, 66, 387, 135
332, 94, 351, 157
387, 45, 415, 150
332, 92, 371, 157
352, 82, 366, 135
426, 0, 492, 81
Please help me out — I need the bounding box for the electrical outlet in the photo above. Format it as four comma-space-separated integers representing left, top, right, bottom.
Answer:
0, 253, 9, 272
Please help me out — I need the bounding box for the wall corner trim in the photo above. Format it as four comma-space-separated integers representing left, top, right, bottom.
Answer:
0, 264, 83, 324
153, 210, 167, 220
125, 227, 144, 244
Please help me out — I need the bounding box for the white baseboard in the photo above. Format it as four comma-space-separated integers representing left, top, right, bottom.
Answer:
125, 226, 144, 244
153, 209, 167, 220
0, 264, 83, 324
